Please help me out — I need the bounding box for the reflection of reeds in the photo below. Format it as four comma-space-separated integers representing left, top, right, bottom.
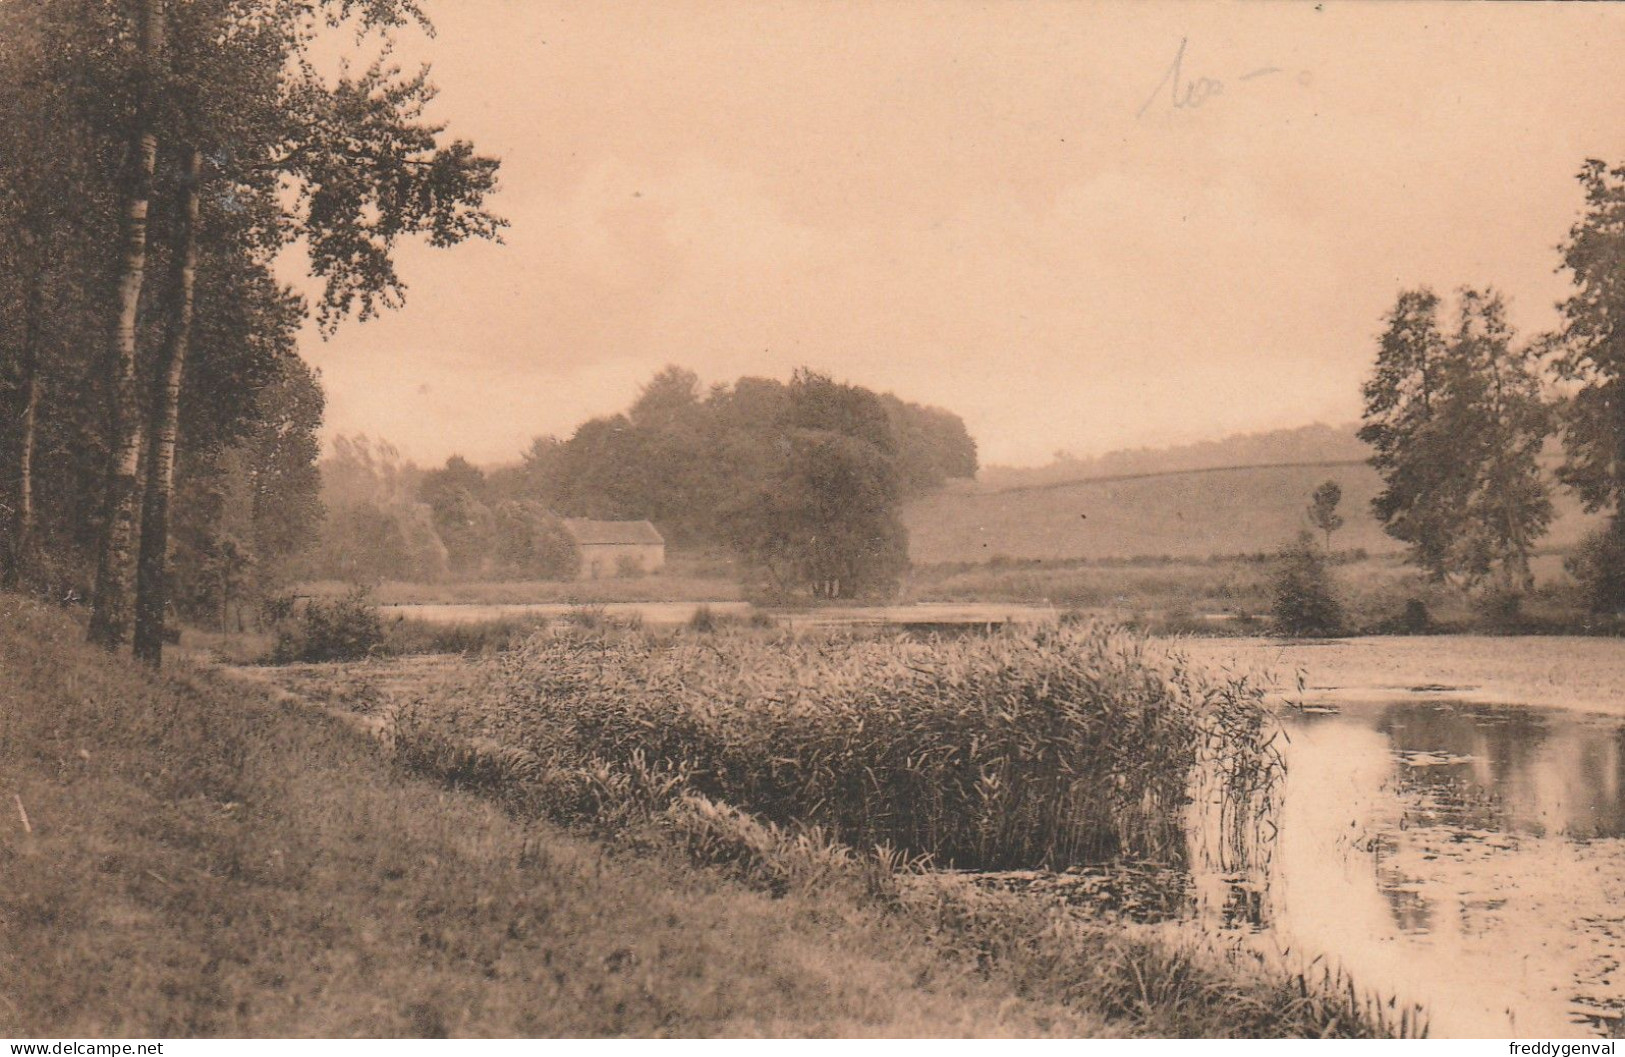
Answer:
460, 621, 1280, 871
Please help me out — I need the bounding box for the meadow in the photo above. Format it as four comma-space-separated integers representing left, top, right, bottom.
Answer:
298, 551, 744, 606
905, 550, 1591, 635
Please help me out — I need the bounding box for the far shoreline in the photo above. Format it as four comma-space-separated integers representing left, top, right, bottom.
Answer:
1176, 635, 1625, 718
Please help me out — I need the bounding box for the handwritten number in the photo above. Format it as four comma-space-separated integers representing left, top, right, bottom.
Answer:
1138, 39, 1284, 118
1137, 37, 1191, 119
1180, 76, 1223, 109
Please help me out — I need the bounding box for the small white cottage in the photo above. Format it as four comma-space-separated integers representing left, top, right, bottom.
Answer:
561, 519, 666, 579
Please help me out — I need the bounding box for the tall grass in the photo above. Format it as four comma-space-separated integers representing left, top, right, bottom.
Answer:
451, 622, 1281, 871
379, 613, 552, 656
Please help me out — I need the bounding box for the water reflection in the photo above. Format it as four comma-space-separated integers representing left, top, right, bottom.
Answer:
1212, 699, 1625, 1037
1373, 704, 1625, 841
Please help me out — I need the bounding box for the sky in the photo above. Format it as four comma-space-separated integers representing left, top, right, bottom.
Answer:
289, 0, 1625, 469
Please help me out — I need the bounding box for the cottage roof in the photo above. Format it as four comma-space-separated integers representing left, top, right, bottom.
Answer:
561, 519, 665, 547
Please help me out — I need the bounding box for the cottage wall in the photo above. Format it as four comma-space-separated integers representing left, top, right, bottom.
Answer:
578, 542, 665, 579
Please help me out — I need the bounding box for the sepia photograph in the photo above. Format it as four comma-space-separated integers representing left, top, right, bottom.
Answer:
4, 0, 1625, 1044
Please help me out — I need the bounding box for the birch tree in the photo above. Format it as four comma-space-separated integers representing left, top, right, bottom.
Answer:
105, 0, 504, 662
87, 0, 167, 648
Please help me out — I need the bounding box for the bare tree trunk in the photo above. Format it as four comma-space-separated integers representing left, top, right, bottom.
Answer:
88, 0, 164, 649
133, 147, 200, 666
3, 253, 43, 589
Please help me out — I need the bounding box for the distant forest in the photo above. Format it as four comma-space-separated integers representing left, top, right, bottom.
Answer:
301, 367, 980, 597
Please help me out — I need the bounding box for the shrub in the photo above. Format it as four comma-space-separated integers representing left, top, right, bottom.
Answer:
381, 614, 550, 655
1472, 587, 1524, 630
270, 588, 384, 663
1398, 597, 1432, 634
447, 623, 1281, 871
1566, 520, 1625, 616
1269, 533, 1344, 637
562, 603, 608, 630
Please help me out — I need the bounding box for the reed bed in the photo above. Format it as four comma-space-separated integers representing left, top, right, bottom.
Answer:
378, 620, 1428, 1038
451, 622, 1281, 871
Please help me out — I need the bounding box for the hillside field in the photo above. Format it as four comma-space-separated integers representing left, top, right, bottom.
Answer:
902, 460, 1602, 566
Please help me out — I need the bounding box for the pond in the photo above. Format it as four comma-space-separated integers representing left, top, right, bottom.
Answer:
1206, 696, 1625, 1037
381, 600, 756, 626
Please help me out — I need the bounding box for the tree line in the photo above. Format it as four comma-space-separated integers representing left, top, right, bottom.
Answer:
303, 366, 980, 598
1361, 159, 1625, 615
298, 436, 577, 585
0, 0, 503, 664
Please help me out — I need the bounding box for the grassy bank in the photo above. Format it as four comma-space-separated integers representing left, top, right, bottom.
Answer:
0, 592, 1423, 1037
0, 589, 1427, 1036
181, 608, 562, 666
0, 593, 1106, 1037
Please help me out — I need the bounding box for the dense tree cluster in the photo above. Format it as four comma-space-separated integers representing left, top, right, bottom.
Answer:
408, 452, 577, 581
512, 367, 976, 548
1360, 287, 1551, 593
0, 0, 502, 663
301, 367, 976, 599
1358, 159, 1625, 615
296, 435, 441, 584
514, 366, 977, 598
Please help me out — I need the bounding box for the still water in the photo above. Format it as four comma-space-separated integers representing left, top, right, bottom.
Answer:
382, 600, 1058, 629
1211, 698, 1625, 1037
